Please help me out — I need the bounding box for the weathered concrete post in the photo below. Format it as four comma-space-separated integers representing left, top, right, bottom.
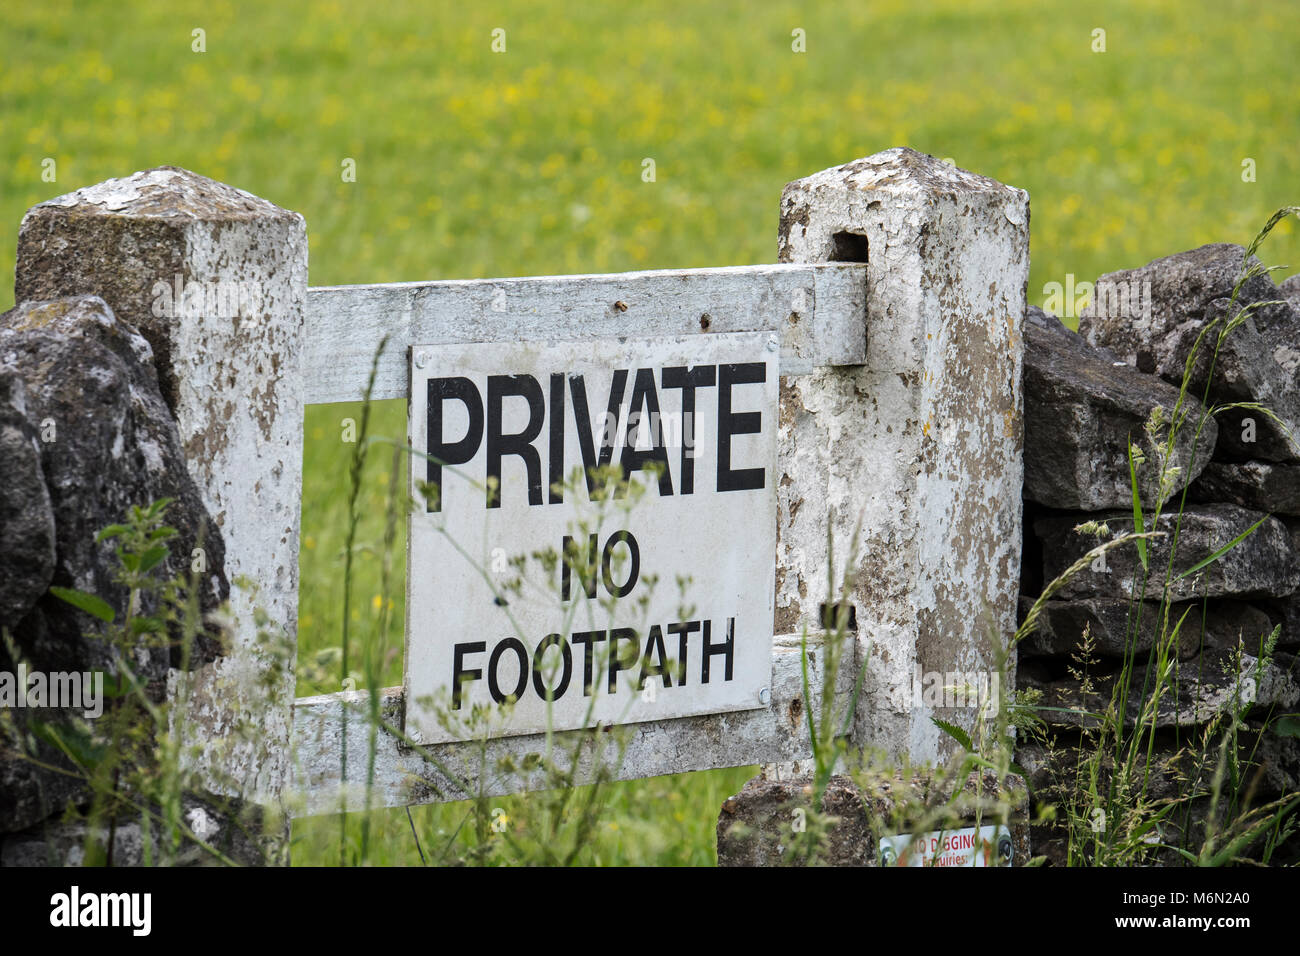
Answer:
775, 147, 1028, 760
15, 168, 307, 818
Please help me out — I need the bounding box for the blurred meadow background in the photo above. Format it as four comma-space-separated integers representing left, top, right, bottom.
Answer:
2, 0, 1296, 864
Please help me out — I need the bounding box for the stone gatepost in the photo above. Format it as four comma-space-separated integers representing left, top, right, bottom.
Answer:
15, 168, 306, 841
774, 147, 1028, 761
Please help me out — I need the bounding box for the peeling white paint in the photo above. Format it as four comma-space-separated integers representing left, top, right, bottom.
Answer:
776, 147, 1028, 764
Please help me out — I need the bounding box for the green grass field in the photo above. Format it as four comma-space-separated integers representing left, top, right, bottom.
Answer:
3, 0, 1296, 864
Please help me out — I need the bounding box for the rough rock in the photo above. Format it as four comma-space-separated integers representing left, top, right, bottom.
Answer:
1080, 244, 1300, 462
0, 295, 230, 835
1019, 597, 1274, 661
0, 373, 56, 624
1262, 594, 1300, 649
1190, 459, 1300, 515
0, 727, 88, 841
1021, 649, 1299, 730
1017, 739, 1194, 810
1280, 274, 1300, 312
1018, 741, 1230, 808
0, 295, 228, 680
1248, 720, 1300, 797
1017, 737, 1299, 865
1023, 306, 1216, 510
0, 794, 273, 866
1036, 503, 1299, 602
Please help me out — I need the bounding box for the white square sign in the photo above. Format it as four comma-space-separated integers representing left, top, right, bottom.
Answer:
404, 332, 778, 744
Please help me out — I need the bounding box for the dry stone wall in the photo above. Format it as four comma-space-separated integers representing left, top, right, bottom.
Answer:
1018, 243, 1300, 862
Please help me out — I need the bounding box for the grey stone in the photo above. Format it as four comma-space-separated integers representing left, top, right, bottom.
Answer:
0, 295, 230, 836
0, 719, 89, 840
1262, 593, 1300, 649
1023, 306, 1216, 510
0, 372, 56, 627
1016, 740, 1195, 865
0, 819, 146, 867
1190, 459, 1300, 515
1015, 738, 1292, 865
0, 794, 274, 866
1022, 648, 1299, 730
1246, 720, 1300, 797
1080, 244, 1300, 462
1019, 597, 1274, 661
0, 295, 228, 685
1036, 503, 1299, 602
1280, 274, 1300, 313
1018, 741, 1195, 808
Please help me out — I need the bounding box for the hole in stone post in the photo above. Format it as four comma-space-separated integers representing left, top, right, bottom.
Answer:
819, 601, 857, 631
830, 231, 869, 262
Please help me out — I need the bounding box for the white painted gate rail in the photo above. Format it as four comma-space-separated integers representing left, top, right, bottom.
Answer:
302, 262, 868, 404
16, 147, 1028, 824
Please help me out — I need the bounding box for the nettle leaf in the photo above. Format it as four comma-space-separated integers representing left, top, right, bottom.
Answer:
95, 524, 130, 543
30, 720, 107, 769
931, 716, 973, 752
92, 670, 131, 700
49, 586, 115, 623
136, 544, 170, 574
1273, 715, 1300, 738
147, 497, 175, 516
